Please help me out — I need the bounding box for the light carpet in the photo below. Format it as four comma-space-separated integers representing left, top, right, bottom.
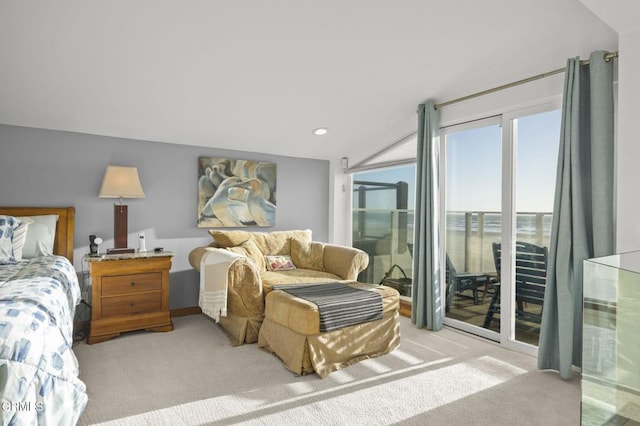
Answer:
74, 315, 580, 425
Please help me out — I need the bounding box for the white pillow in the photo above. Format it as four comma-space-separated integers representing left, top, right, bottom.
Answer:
12, 217, 34, 261
18, 214, 58, 258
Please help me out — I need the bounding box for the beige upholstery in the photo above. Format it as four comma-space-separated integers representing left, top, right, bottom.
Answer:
263, 281, 399, 335
189, 230, 369, 345
258, 282, 400, 378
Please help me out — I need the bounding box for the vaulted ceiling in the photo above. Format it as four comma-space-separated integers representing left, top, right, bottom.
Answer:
0, 1, 617, 164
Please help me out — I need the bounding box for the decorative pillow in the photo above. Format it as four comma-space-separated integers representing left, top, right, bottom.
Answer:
12, 217, 34, 261
210, 229, 312, 256
290, 237, 325, 271
209, 230, 255, 248
19, 214, 58, 258
226, 239, 266, 271
265, 255, 296, 271
0, 215, 20, 264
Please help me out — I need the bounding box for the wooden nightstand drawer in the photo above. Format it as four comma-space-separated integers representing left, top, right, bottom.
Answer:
86, 253, 174, 344
102, 272, 162, 296
101, 292, 162, 317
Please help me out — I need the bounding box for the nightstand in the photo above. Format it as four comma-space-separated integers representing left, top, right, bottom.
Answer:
85, 252, 174, 344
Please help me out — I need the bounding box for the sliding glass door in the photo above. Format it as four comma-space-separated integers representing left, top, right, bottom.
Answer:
442, 104, 561, 351
509, 107, 560, 346
346, 102, 560, 353
441, 117, 503, 340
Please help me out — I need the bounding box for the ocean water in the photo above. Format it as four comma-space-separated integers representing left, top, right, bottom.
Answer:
353, 210, 552, 239
445, 212, 553, 236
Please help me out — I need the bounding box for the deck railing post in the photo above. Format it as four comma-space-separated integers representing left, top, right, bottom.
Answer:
478, 212, 485, 272
390, 210, 399, 267
357, 186, 366, 239
535, 213, 544, 246
464, 212, 472, 271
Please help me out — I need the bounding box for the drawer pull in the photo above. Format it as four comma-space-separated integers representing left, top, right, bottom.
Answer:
130, 302, 136, 307
130, 282, 136, 287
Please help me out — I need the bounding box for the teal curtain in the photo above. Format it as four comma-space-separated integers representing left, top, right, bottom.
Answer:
412, 101, 443, 330
538, 51, 614, 378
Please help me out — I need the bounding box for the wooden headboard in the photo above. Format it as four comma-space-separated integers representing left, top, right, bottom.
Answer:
0, 207, 75, 262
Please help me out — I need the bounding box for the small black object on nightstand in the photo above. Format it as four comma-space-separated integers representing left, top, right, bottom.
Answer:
154, 247, 164, 253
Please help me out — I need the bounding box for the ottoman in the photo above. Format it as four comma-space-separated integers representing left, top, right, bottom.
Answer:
257, 281, 400, 378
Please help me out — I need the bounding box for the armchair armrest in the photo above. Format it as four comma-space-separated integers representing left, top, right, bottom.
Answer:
189, 246, 215, 271
226, 256, 263, 307
322, 244, 369, 281
189, 245, 264, 316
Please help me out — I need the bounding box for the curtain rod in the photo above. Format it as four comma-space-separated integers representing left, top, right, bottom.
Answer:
435, 51, 618, 110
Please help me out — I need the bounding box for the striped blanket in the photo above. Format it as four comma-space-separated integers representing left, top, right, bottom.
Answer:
272, 283, 383, 332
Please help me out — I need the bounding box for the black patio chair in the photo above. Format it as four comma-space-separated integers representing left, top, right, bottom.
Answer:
483, 241, 548, 328
445, 255, 491, 312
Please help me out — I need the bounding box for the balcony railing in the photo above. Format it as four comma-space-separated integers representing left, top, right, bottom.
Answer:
353, 209, 553, 284
446, 210, 553, 274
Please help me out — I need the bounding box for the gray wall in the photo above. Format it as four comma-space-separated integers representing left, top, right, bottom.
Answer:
0, 124, 330, 309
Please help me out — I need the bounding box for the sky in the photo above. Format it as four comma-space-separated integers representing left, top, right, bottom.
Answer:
353, 108, 561, 213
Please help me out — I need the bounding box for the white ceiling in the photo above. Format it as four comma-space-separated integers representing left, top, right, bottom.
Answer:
580, 0, 640, 33
0, 1, 617, 164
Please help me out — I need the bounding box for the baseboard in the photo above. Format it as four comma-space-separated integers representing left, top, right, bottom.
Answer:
170, 306, 202, 317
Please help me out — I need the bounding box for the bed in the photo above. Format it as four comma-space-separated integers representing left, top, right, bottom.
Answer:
0, 207, 87, 425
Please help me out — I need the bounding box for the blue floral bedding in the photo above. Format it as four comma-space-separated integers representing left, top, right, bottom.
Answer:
0, 256, 87, 425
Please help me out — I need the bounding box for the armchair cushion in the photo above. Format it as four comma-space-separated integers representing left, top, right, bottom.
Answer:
290, 237, 324, 271
226, 239, 266, 271
209, 229, 312, 256
261, 269, 344, 293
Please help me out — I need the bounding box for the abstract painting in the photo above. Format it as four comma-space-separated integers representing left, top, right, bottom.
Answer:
197, 157, 277, 228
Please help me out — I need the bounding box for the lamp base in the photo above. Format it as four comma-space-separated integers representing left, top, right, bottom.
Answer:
106, 247, 136, 254
114, 204, 129, 249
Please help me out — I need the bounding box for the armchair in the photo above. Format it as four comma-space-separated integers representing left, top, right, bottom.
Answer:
189, 229, 369, 345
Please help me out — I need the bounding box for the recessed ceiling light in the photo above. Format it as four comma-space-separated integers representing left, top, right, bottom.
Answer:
313, 127, 328, 136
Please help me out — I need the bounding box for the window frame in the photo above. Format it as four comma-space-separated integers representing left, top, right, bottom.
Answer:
440, 99, 562, 354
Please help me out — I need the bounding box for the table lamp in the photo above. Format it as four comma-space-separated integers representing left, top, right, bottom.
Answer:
98, 165, 145, 254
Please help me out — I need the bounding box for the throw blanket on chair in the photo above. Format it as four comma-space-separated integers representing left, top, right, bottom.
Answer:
199, 249, 242, 322
273, 282, 383, 332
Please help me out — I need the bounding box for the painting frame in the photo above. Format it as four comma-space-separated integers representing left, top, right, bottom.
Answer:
197, 157, 277, 228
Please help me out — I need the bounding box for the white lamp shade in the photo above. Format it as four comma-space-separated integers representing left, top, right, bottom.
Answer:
98, 166, 145, 198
